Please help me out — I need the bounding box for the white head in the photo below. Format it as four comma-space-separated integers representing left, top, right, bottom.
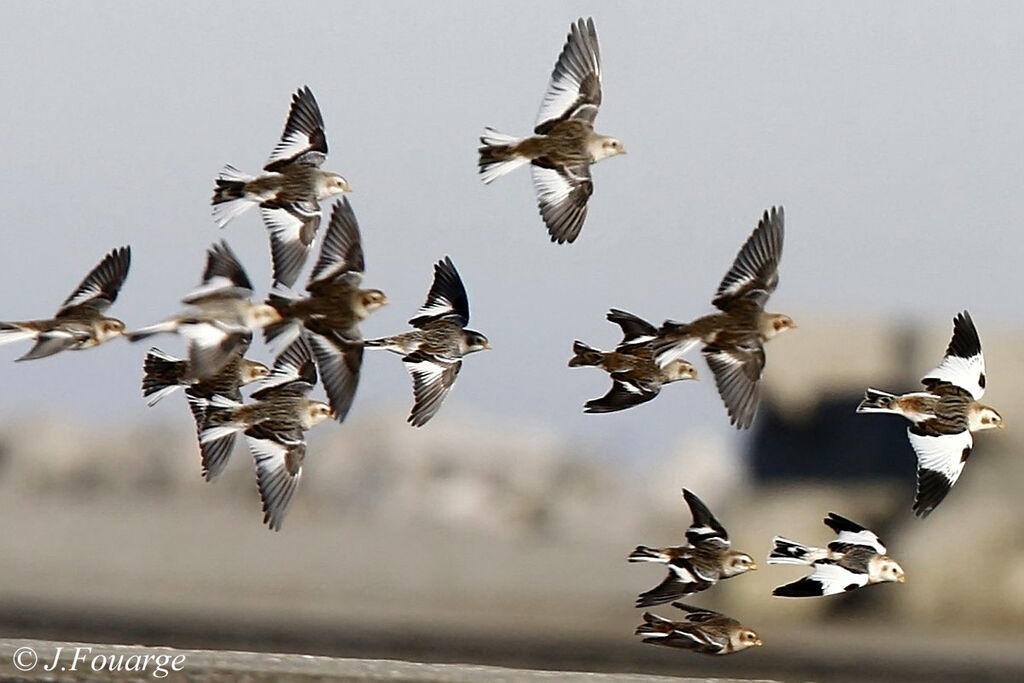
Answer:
318, 173, 352, 199
664, 360, 698, 383
973, 406, 1004, 431
869, 556, 906, 585
759, 313, 796, 342
722, 551, 758, 578
95, 318, 126, 343
590, 136, 626, 163
300, 401, 335, 429
728, 627, 763, 653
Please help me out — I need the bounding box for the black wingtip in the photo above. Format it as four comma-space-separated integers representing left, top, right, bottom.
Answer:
823, 512, 867, 535
946, 310, 981, 360
772, 577, 824, 598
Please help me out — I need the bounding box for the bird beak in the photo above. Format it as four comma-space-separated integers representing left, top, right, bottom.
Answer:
484, 341, 493, 350
754, 638, 763, 647
898, 574, 906, 583
748, 562, 758, 571
998, 422, 1006, 429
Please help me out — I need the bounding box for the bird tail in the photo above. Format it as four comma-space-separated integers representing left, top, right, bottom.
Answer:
650, 321, 699, 368
211, 164, 257, 228
0, 322, 37, 346
634, 611, 674, 638
263, 289, 302, 347
478, 128, 529, 184
768, 536, 824, 565
628, 545, 669, 563
126, 320, 179, 342
568, 341, 604, 368
856, 388, 899, 414
361, 337, 387, 349
142, 348, 187, 406
196, 395, 245, 444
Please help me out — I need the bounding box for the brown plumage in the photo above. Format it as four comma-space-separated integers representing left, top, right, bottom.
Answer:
635, 603, 762, 655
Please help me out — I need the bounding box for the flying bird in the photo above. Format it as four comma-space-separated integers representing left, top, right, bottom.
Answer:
127, 241, 282, 379
629, 488, 757, 607
652, 207, 794, 429
212, 86, 352, 287
478, 17, 625, 244
0, 246, 131, 361
856, 311, 1003, 517
635, 603, 762, 656
769, 512, 905, 597
263, 198, 388, 422
141, 340, 271, 481
192, 339, 334, 530
569, 308, 697, 413
363, 257, 490, 427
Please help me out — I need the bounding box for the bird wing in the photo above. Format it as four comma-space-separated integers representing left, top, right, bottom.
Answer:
185, 387, 237, 482
245, 428, 306, 531
402, 351, 462, 427
920, 310, 986, 401
306, 330, 363, 423
264, 86, 328, 171
252, 337, 317, 399
670, 602, 727, 623
16, 329, 89, 361
179, 322, 251, 380
57, 246, 131, 317
634, 562, 714, 608
606, 308, 658, 348
530, 162, 593, 245
823, 512, 886, 555
584, 373, 658, 413
772, 561, 870, 597
682, 489, 730, 549
408, 257, 470, 328
703, 343, 765, 429
907, 427, 973, 518
259, 202, 321, 289
307, 197, 365, 287
181, 241, 254, 304
712, 206, 784, 311
535, 17, 602, 134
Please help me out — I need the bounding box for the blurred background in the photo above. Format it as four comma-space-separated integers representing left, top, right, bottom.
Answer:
1, 2, 1023, 681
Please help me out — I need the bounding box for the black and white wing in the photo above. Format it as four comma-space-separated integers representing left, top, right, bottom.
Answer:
583, 373, 658, 414
712, 206, 784, 311
606, 309, 657, 349
306, 330, 363, 423
921, 311, 986, 401
307, 197, 364, 287
264, 86, 328, 172
907, 427, 973, 517
535, 17, 602, 133
180, 323, 251, 381
16, 329, 91, 361
772, 561, 870, 597
259, 201, 321, 288
408, 257, 470, 328
56, 246, 131, 317
530, 163, 593, 244
253, 337, 317, 398
403, 351, 462, 427
182, 241, 254, 304
703, 343, 765, 430
682, 489, 730, 549
246, 427, 306, 531
823, 513, 886, 554
184, 389, 237, 482
635, 562, 714, 608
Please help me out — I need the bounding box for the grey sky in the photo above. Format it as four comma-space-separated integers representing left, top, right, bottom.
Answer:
1, 2, 1022, 459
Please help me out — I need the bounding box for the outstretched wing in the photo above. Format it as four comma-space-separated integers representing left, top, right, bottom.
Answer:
408, 257, 470, 328
907, 427, 973, 518
583, 373, 658, 414
307, 197, 365, 287
259, 201, 321, 289
823, 512, 886, 555
921, 311, 986, 401
535, 17, 602, 133
682, 489, 729, 549
530, 163, 593, 244
703, 343, 765, 430
264, 86, 328, 171
403, 351, 462, 427
245, 427, 306, 531
606, 308, 657, 349
712, 206, 784, 312
772, 561, 869, 597
182, 241, 253, 304
57, 246, 131, 317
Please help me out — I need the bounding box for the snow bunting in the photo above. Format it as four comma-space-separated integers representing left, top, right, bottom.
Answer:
127, 241, 282, 379
569, 308, 697, 413
629, 488, 757, 607
856, 311, 1003, 517
192, 339, 334, 530
635, 603, 762, 655
478, 17, 625, 244
769, 512, 905, 597
142, 341, 271, 480
212, 86, 351, 287
0, 246, 130, 361
363, 257, 490, 427
651, 207, 794, 429
263, 198, 388, 422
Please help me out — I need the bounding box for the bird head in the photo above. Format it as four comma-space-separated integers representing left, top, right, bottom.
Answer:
241, 360, 272, 384
976, 406, 1004, 430
761, 313, 796, 341
731, 627, 763, 651
249, 304, 284, 328
302, 401, 335, 429
665, 360, 698, 382
874, 557, 906, 584
360, 289, 389, 314
96, 318, 127, 342
462, 330, 491, 354
593, 136, 626, 162
724, 552, 758, 577
322, 173, 352, 197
